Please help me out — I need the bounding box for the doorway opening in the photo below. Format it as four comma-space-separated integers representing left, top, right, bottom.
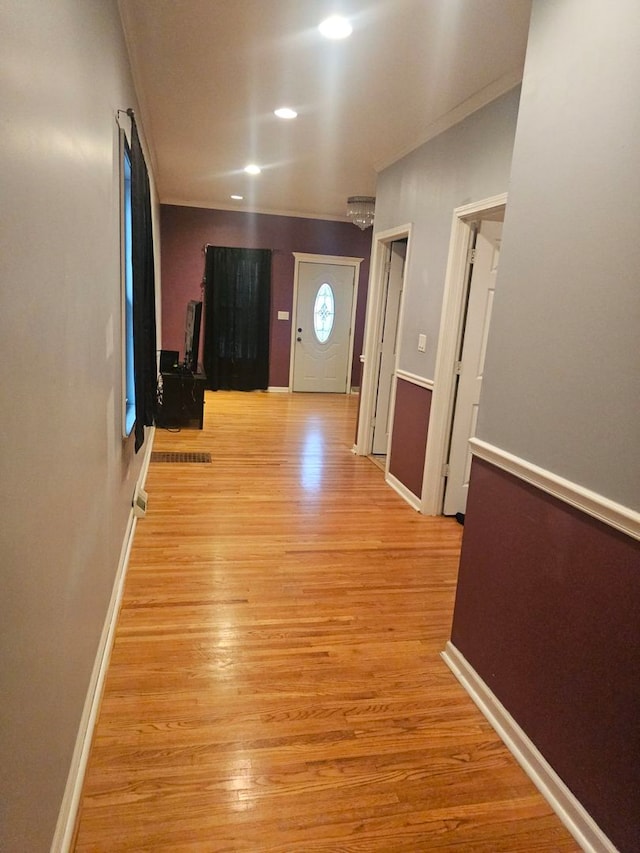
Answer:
370, 238, 406, 472
421, 194, 507, 516
355, 224, 411, 465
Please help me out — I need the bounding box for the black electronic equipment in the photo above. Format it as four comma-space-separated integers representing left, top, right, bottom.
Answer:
184, 300, 202, 374
156, 367, 206, 429
159, 349, 180, 373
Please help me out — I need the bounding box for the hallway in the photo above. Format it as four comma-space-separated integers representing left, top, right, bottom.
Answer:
74, 391, 578, 851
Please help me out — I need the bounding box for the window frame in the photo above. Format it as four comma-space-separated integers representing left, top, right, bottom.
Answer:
120, 129, 136, 437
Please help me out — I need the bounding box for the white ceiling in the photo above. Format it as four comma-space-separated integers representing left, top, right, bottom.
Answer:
119, 0, 532, 220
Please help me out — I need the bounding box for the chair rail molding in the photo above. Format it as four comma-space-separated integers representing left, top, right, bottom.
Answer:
470, 438, 640, 540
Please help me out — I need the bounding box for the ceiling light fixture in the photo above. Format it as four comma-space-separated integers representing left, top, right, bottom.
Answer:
319, 15, 352, 39
230, 194, 243, 200
347, 196, 375, 230
274, 107, 297, 119
244, 164, 261, 175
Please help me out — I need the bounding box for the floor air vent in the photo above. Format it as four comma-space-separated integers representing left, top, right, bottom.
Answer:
151, 452, 212, 464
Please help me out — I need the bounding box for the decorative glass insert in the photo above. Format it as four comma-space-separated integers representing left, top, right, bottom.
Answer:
313, 283, 335, 343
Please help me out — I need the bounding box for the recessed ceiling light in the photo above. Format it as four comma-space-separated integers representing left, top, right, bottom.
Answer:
244, 164, 261, 175
319, 15, 352, 39
274, 107, 298, 120
230, 194, 243, 200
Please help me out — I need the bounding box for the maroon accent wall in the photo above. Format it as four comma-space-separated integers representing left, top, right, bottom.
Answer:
388, 380, 431, 498
451, 457, 640, 852
160, 205, 371, 388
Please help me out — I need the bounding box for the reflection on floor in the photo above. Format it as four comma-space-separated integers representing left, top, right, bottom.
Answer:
74, 391, 580, 853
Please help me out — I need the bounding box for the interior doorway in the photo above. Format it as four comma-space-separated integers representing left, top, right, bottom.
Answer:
355, 224, 411, 461
421, 194, 507, 516
371, 239, 406, 460
442, 218, 503, 516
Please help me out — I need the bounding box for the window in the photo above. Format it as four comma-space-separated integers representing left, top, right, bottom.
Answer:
313, 282, 335, 343
121, 133, 135, 436
119, 112, 157, 451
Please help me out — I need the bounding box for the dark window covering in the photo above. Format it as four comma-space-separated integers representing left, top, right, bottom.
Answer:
203, 246, 271, 391
128, 111, 157, 451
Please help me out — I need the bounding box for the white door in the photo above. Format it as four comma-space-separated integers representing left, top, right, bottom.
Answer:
443, 219, 503, 515
372, 240, 405, 454
293, 262, 355, 392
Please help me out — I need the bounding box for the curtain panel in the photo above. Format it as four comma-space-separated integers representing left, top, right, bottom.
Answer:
203, 247, 271, 391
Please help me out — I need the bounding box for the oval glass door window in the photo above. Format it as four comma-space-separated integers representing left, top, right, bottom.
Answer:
313, 282, 335, 343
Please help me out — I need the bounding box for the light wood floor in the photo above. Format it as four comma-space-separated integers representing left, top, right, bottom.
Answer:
74, 391, 579, 852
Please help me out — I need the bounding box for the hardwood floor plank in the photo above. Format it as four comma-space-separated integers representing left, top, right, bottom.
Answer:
74, 391, 579, 851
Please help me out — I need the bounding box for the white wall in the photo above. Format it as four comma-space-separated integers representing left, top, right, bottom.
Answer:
477, 0, 640, 510
374, 88, 521, 379
0, 2, 156, 849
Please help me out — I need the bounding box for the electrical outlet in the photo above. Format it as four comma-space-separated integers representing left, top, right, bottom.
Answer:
133, 485, 148, 518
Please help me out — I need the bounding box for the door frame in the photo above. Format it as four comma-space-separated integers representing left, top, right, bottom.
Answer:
421, 193, 507, 515
355, 223, 412, 455
371, 239, 406, 457
289, 253, 363, 393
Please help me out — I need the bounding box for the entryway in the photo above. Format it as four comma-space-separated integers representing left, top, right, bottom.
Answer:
290, 253, 362, 393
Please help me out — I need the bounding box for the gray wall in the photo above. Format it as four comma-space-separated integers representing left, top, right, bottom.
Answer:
374, 88, 521, 379
477, 0, 640, 510
0, 2, 156, 849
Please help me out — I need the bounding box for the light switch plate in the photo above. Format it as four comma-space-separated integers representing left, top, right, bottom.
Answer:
418, 333, 427, 352
277, 310, 289, 320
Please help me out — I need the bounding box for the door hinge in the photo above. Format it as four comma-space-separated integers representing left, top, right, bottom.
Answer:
370, 417, 376, 428
454, 360, 463, 375
467, 247, 476, 264
442, 463, 450, 477
384, 260, 392, 275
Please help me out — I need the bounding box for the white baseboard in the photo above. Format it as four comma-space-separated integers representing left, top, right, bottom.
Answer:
51, 428, 156, 853
385, 471, 421, 511
267, 386, 290, 393
441, 641, 618, 853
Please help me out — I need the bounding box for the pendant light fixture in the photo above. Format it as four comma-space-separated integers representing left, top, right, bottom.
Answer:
346, 196, 375, 230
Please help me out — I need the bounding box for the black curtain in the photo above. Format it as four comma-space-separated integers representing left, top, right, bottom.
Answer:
129, 111, 157, 452
203, 247, 271, 391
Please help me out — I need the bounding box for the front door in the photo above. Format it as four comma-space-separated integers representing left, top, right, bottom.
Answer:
443, 219, 503, 515
292, 261, 356, 393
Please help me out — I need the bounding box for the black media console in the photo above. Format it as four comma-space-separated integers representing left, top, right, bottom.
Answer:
156, 367, 206, 429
